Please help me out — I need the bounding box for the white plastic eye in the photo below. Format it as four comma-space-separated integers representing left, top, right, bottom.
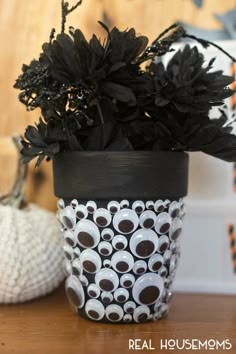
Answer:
133, 305, 150, 323
164, 199, 170, 208
158, 265, 168, 277
98, 241, 113, 256
65, 275, 84, 308
111, 251, 134, 273
112, 235, 128, 251
85, 299, 105, 321
61, 206, 76, 230
114, 288, 129, 303
120, 273, 135, 288
101, 228, 114, 241
103, 259, 111, 268
64, 230, 76, 247
155, 212, 172, 235
86, 201, 97, 214
146, 201, 154, 210
170, 218, 183, 241
80, 249, 102, 273
148, 254, 164, 272
169, 201, 180, 218
101, 291, 113, 304
132, 201, 145, 214
63, 244, 74, 261
130, 229, 158, 259
95, 269, 119, 292
133, 260, 147, 275
75, 205, 88, 220
123, 314, 132, 323
124, 301, 136, 313
132, 273, 164, 305
120, 200, 129, 208
107, 201, 120, 214
163, 250, 171, 264
70, 199, 79, 209
154, 200, 165, 213
75, 219, 100, 249
72, 259, 83, 277
113, 209, 139, 234
139, 210, 156, 229
87, 284, 100, 299
79, 275, 89, 287
105, 304, 123, 322
64, 260, 72, 276
157, 235, 170, 253
57, 199, 65, 210
94, 208, 112, 228
73, 247, 81, 258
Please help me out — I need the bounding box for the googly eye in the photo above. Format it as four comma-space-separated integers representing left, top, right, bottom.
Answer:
85, 299, 105, 321
106, 304, 123, 322
112, 235, 128, 251
120, 273, 135, 288
80, 249, 102, 274
155, 212, 172, 235
94, 208, 112, 228
133, 305, 150, 323
86, 201, 97, 214
123, 314, 132, 323
63, 244, 74, 261
75, 205, 88, 220
148, 254, 164, 272
101, 292, 113, 304
132, 201, 145, 214
65, 275, 85, 308
95, 269, 119, 292
113, 209, 139, 234
75, 219, 100, 249
79, 275, 88, 287
170, 218, 183, 241
120, 200, 129, 208
159, 303, 169, 318
64, 259, 72, 276
107, 201, 120, 214
154, 200, 165, 213
57, 199, 65, 210
166, 290, 173, 303
124, 301, 136, 313
64, 230, 76, 247
164, 199, 170, 208
146, 201, 154, 210
114, 288, 129, 303
132, 273, 164, 305
103, 259, 111, 268
169, 255, 177, 274
101, 228, 114, 241
163, 250, 171, 264
61, 206, 76, 230
111, 251, 134, 273
98, 241, 113, 256
180, 204, 186, 219
169, 201, 180, 218
70, 199, 79, 209
154, 301, 162, 313
87, 284, 100, 299
139, 210, 156, 229
130, 229, 158, 259
158, 265, 168, 277
157, 235, 170, 253
72, 259, 83, 277
73, 247, 81, 258
133, 260, 147, 275
170, 242, 178, 254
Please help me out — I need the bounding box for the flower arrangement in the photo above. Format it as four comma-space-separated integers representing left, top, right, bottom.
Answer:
14, 0, 236, 166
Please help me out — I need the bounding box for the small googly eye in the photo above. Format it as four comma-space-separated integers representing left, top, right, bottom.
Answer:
80, 249, 102, 273
164, 199, 170, 208
120, 200, 129, 208
63, 244, 74, 261
73, 247, 81, 258
75, 205, 88, 220
65, 275, 85, 308
101, 228, 114, 241
170, 218, 183, 241
158, 265, 168, 277
169, 201, 180, 218
79, 275, 89, 287
133, 305, 150, 323
64, 230, 76, 247
95, 269, 119, 292
72, 259, 83, 276
86, 201, 97, 214
163, 250, 171, 264
98, 242, 113, 256
169, 255, 177, 274
120, 274, 135, 288
57, 199, 65, 210
113, 209, 139, 234
146, 201, 154, 210
94, 208, 112, 227
61, 206, 76, 230
166, 290, 173, 303
106, 304, 123, 322
101, 291, 113, 304
103, 259, 111, 268
148, 254, 164, 272
132, 201, 145, 214
112, 235, 128, 251
70, 199, 79, 209
75, 219, 100, 249
154, 301, 162, 313
155, 212, 172, 235
159, 303, 169, 318
139, 210, 156, 229
132, 273, 164, 305
180, 204, 186, 219
87, 284, 100, 299
133, 260, 147, 275
124, 301, 136, 314
130, 229, 158, 259
85, 299, 105, 321
154, 200, 165, 213
170, 242, 178, 254
64, 260, 72, 276
114, 288, 129, 303
111, 251, 134, 273
107, 201, 120, 214
157, 235, 170, 253
123, 314, 132, 323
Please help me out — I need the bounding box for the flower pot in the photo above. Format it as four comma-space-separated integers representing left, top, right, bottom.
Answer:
53, 151, 189, 323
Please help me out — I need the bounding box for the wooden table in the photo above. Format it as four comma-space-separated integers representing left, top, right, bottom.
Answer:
0, 286, 236, 354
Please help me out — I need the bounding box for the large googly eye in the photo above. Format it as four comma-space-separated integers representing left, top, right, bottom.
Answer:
85, 299, 105, 321
155, 212, 172, 235
154, 200, 165, 213
133, 305, 150, 323
80, 249, 102, 274
87, 284, 100, 299
130, 229, 158, 259
133, 260, 147, 275
63, 244, 74, 261
65, 275, 85, 308
106, 304, 123, 322
132, 201, 145, 214
170, 218, 183, 241
64, 230, 76, 247
139, 210, 156, 229
75, 219, 100, 249
107, 201, 120, 214
64, 260, 72, 276
75, 205, 88, 220
123, 314, 132, 323
70, 199, 79, 209
113, 209, 139, 234
163, 250, 171, 264
132, 273, 164, 305
101, 228, 114, 241
169, 201, 180, 218
57, 199, 65, 210
112, 235, 128, 251
101, 291, 113, 304
103, 259, 111, 268
98, 241, 113, 256
79, 275, 89, 287
148, 254, 164, 272
86, 201, 97, 214
146, 201, 154, 210
61, 206, 76, 230
124, 301, 136, 314
94, 208, 112, 228
120, 200, 129, 209
158, 265, 168, 277
111, 251, 134, 273
157, 235, 170, 254
72, 259, 83, 277
114, 288, 129, 303
73, 247, 81, 258
95, 269, 119, 292
120, 274, 135, 288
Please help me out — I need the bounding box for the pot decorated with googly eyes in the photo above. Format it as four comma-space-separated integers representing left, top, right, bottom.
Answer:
53, 151, 188, 323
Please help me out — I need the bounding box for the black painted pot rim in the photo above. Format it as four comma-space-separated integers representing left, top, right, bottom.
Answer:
53, 151, 189, 200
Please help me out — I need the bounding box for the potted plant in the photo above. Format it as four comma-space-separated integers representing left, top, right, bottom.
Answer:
14, 1, 236, 324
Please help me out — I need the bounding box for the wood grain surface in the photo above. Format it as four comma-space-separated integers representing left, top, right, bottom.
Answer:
0, 286, 236, 354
